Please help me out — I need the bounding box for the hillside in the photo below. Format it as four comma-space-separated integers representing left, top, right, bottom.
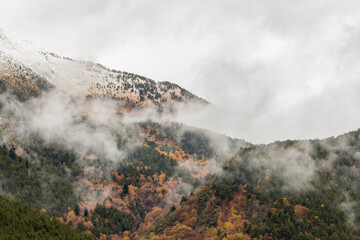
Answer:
0, 194, 95, 240
0, 118, 248, 239
1, 28, 360, 240
0, 29, 243, 239
3, 117, 360, 239
147, 131, 360, 239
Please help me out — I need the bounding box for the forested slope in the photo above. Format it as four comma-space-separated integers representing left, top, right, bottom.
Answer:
0, 195, 94, 240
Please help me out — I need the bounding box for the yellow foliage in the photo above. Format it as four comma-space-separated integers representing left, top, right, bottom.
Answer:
66, 210, 76, 224
128, 184, 138, 196
174, 150, 182, 159
163, 223, 193, 239
100, 233, 107, 240
223, 233, 245, 240
152, 173, 159, 182
219, 207, 248, 236
149, 232, 162, 240
198, 160, 208, 166
230, 207, 237, 216
207, 227, 218, 239
122, 231, 131, 240
159, 173, 166, 185
224, 221, 235, 232
168, 152, 177, 160
156, 192, 164, 199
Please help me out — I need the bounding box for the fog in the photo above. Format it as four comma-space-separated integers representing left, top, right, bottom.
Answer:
1, 1, 360, 143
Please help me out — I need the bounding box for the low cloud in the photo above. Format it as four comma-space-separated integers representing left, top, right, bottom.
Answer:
0, 90, 141, 163
2, 1, 360, 143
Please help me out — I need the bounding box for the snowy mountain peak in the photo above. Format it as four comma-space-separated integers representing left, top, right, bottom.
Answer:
0, 29, 206, 108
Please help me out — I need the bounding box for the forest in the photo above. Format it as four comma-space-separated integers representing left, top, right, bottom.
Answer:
2, 119, 360, 239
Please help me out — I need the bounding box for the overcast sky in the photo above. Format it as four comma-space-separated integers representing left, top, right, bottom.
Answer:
1, 0, 360, 143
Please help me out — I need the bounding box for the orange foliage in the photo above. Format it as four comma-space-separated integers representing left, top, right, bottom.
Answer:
108, 234, 122, 240
121, 231, 131, 240
83, 221, 94, 229
105, 199, 112, 208
294, 204, 309, 220
162, 223, 194, 240
223, 233, 250, 240
181, 208, 198, 228
112, 197, 126, 210
138, 207, 165, 234
66, 210, 85, 228
128, 184, 138, 196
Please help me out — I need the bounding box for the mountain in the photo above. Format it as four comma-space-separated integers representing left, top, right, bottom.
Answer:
0, 29, 205, 110
1, 29, 360, 240
0, 29, 244, 239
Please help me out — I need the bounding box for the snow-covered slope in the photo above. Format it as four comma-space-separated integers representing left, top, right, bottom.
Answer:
0, 29, 205, 107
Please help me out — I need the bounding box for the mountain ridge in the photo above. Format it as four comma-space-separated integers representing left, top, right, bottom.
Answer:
0, 29, 207, 109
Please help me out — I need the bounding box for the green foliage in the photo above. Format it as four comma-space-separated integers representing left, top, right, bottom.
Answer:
211, 177, 237, 200
145, 140, 157, 148
29, 142, 77, 167
122, 184, 129, 196
91, 204, 134, 237
74, 205, 80, 216
180, 131, 214, 158
115, 145, 178, 186
0, 195, 94, 240
154, 211, 174, 234
174, 166, 202, 188
0, 145, 77, 216
245, 197, 351, 240
311, 141, 329, 160
221, 138, 360, 239
26, 138, 81, 177
129, 198, 146, 220
196, 187, 218, 227
276, 139, 298, 149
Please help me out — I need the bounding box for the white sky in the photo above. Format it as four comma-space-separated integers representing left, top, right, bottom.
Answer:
1, 0, 360, 143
